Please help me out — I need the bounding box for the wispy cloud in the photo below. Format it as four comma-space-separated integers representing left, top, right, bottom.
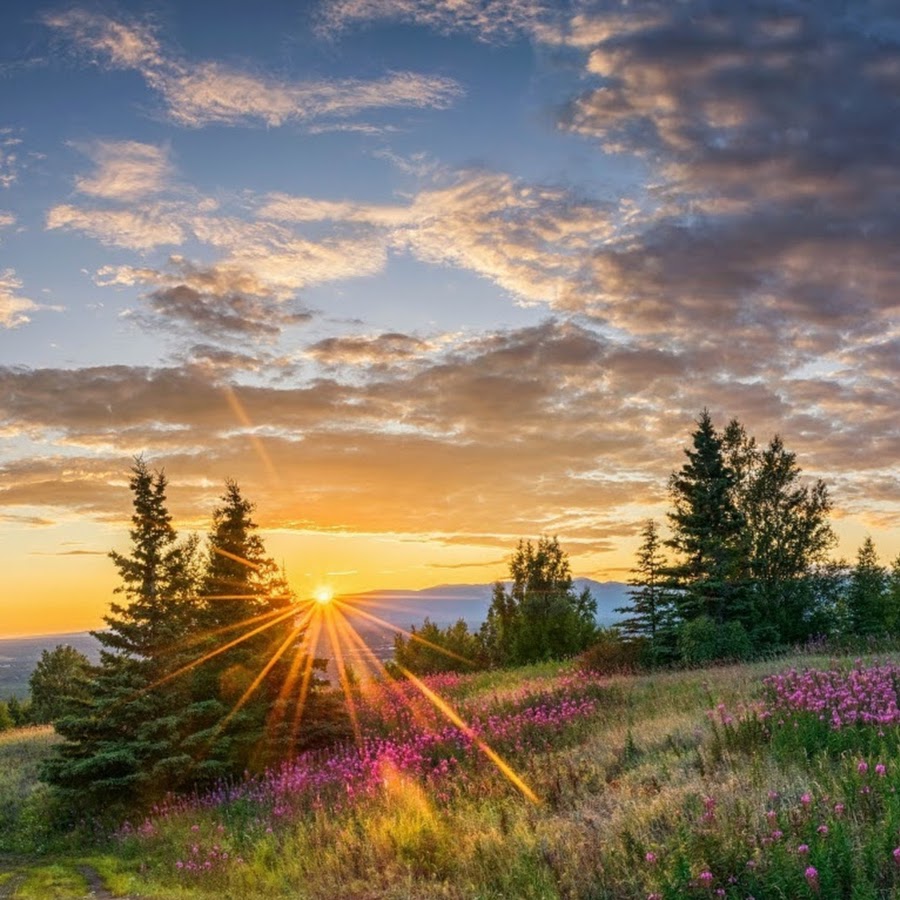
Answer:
43, 9, 463, 129
317, 0, 554, 42
74, 140, 174, 200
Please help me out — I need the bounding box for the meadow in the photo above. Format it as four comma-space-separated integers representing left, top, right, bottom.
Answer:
4, 652, 900, 898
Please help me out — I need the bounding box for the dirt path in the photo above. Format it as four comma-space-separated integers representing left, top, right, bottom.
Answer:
78, 864, 122, 899
0, 873, 25, 900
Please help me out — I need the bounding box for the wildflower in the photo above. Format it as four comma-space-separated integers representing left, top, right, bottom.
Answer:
834, 803, 845, 815
771, 829, 783, 841
798, 844, 809, 854
858, 761, 869, 774
805, 865, 819, 887
699, 871, 714, 886
877, 764, 887, 777
893, 847, 900, 863
746, 860, 757, 869
800, 792, 812, 806
645, 852, 657, 865
817, 825, 829, 835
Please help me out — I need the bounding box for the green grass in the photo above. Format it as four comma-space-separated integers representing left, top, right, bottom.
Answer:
4, 652, 900, 898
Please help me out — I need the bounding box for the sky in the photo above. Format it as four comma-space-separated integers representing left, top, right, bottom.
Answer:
1, 0, 898, 637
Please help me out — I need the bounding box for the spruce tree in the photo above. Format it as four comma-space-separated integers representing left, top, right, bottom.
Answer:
44, 458, 201, 812
847, 537, 887, 636
667, 410, 745, 626
187, 481, 315, 778
617, 519, 675, 659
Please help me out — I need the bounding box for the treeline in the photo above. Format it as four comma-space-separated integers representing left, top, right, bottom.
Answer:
393, 410, 900, 676
614, 411, 900, 667
38, 460, 347, 815
391, 536, 599, 674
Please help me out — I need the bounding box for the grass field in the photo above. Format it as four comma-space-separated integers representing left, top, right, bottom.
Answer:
4, 652, 900, 898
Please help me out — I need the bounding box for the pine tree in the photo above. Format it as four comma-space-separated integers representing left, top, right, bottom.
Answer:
886, 555, 900, 635
187, 481, 316, 778
847, 537, 887, 636
617, 520, 675, 658
667, 410, 746, 626
44, 459, 201, 812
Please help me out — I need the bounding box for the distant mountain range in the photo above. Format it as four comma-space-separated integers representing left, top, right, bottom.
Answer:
344, 579, 629, 630
0, 581, 629, 698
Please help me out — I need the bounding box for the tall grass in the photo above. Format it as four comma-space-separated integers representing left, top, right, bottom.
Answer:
6, 654, 900, 898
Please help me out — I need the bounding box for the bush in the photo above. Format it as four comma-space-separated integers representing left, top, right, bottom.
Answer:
678, 616, 753, 666
578, 628, 647, 675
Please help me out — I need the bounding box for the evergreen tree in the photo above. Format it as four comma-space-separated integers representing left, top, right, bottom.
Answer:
481, 537, 596, 665
28, 645, 92, 724
667, 410, 746, 626
44, 458, 201, 812
847, 537, 887, 636
884, 555, 900, 635
188, 480, 327, 778
738, 435, 834, 644
616, 519, 675, 659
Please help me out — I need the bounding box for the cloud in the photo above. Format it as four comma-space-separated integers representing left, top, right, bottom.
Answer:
43, 9, 462, 129
46, 203, 187, 250
0, 129, 23, 188
307, 333, 430, 367
0, 269, 39, 329
0, 211, 15, 229
74, 140, 174, 200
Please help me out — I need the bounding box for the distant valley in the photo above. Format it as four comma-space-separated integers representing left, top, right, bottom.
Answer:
0, 580, 628, 698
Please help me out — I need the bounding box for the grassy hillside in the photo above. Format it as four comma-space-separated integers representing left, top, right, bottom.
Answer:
4, 653, 900, 898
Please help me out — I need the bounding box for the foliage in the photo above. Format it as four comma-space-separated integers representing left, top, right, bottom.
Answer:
677, 615, 753, 666
578, 627, 647, 675
0, 701, 13, 732
480, 537, 596, 666
616, 519, 676, 660
44, 458, 202, 813
28, 645, 91, 724
392, 617, 485, 675
667, 409, 746, 627
847, 536, 888, 636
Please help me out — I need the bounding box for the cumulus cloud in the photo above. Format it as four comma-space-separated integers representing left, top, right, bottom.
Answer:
74, 140, 174, 200
0, 211, 15, 229
97, 257, 312, 338
43, 9, 462, 129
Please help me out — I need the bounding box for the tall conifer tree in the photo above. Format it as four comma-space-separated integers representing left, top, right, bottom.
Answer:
44, 459, 200, 811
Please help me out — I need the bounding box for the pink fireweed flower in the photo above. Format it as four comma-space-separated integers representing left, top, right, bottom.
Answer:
798, 844, 809, 854
877, 764, 887, 777
858, 761, 869, 774
645, 852, 657, 864
800, 792, 812, 806
817, 825, 829, 835
834, 803, 845, 815
806, 865, 819, 885
698, 870, 713, 885
893, 847, 900, 863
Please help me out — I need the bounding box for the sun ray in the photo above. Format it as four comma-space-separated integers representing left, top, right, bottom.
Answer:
323, 604, 362, 744
212, 603, 317, 736
157, 603, 293, 657
335, 600, 476, 669
396, 665, 540, 805
142, 601, 303, 694
211, 546, 262, 571
222, 385, 280, 486
288, 609, 326, 745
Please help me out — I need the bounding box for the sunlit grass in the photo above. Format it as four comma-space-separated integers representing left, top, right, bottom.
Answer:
8, 651, 900, 897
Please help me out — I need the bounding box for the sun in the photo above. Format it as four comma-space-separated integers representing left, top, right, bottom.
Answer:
313, 587, 334, 605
